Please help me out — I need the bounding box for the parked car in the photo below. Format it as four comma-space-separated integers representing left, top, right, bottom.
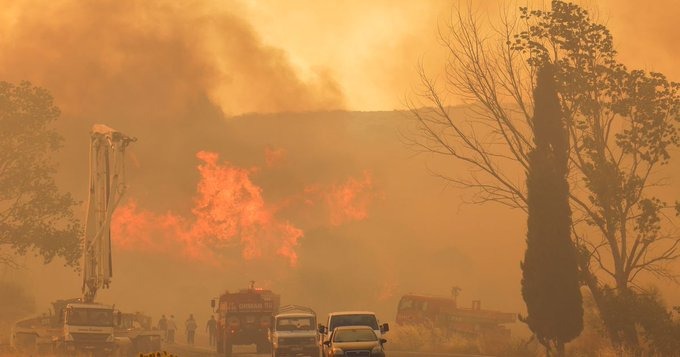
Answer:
318, 311, 389, 357
322, 325, 386, 357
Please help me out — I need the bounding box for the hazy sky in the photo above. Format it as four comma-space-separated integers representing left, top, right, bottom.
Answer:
1, 0, 678, 341
1, 0, 678, 114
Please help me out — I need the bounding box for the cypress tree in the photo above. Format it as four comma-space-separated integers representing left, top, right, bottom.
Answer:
521, 63, 583, 356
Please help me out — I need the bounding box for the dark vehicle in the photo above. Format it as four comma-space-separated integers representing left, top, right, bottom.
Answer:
322, 326, 386, 357
212, 282, 281, 357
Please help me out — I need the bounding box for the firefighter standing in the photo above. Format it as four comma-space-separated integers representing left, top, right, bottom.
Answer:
158, 315, 168, 341
166, 315, 177, 343
206, 315, 217, 346
186, 314, 198, 345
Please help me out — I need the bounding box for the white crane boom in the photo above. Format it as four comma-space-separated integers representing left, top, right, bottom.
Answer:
82, 124, 136, 303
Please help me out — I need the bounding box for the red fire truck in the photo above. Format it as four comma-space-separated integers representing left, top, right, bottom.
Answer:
212, 282, 281, 357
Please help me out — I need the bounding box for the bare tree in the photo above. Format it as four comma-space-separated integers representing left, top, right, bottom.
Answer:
408, 0, 680, 350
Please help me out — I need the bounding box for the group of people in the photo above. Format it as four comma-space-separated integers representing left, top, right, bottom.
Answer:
157, 314, 218, 346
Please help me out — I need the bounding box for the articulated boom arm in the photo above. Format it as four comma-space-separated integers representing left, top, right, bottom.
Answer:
82, 124, 136, 303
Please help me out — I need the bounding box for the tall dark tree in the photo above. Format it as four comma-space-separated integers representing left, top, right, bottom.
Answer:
409, 0, 679, 351
521, 64, 583, 356
0, 81, 81, 267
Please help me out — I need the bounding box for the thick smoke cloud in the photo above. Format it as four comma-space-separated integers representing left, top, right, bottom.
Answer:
0, 0, 344, 119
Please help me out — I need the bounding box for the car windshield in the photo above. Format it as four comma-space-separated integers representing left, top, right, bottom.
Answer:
276, 317, 314, 331
66, 308, 113, 327
329, 314, 379, 330
333, 328, 377, 342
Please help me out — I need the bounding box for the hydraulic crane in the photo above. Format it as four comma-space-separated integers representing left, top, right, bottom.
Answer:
82, 124, 136, 303
12, 125, 139, 357
55, 125, 136, 356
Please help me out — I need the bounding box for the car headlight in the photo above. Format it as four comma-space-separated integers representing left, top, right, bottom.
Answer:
64, 334, 74, 342
372, 345, 385, 355
331, 347, 344, 356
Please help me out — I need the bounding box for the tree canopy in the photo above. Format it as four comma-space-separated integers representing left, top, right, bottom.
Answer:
521, 64, 583, 355
0, 81, 81, 267
409, 0, 679, 352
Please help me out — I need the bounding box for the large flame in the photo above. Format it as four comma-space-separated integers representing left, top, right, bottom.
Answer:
112, 150, 374, 267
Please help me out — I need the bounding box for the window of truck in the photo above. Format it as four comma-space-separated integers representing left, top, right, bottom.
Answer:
329, 314, 378, 331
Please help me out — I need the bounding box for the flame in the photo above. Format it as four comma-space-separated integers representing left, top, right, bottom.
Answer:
112, 151, 375, 267
264, 146, 286, 167
323, 171, 374, 226
113, 151, 303, 266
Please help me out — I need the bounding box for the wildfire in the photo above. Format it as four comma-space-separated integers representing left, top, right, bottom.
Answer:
264, 146, 286, 167
326, 171, 373, 226
112, 150, 375, 267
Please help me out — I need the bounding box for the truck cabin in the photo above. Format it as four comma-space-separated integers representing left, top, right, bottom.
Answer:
276, 315, 316, 331
65, 306, 114, 327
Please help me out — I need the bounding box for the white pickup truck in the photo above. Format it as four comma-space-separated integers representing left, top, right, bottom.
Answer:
270, 305, 320, 357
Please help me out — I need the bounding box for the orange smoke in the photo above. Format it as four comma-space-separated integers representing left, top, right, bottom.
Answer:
0, 1, 345, 118
112, 151, 375, 267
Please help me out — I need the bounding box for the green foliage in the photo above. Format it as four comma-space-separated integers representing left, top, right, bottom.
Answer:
522, 63, 583, 353
513, 1, 679, 346
598, 287, 680, 355
513, 1, 680, 352
412, 0, 679, 351
565, 289, 617, 357
0, 81, 81, 266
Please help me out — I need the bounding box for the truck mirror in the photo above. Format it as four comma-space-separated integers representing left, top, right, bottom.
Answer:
381, 323, 390, 333
318, 324, 327, 334
211, 299, 216, 309
380, 338, 387, 344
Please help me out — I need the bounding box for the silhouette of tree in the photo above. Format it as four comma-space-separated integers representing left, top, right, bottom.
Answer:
0, 81, 81, 267
521, 63, 583, 356
408, 0, 679, 351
